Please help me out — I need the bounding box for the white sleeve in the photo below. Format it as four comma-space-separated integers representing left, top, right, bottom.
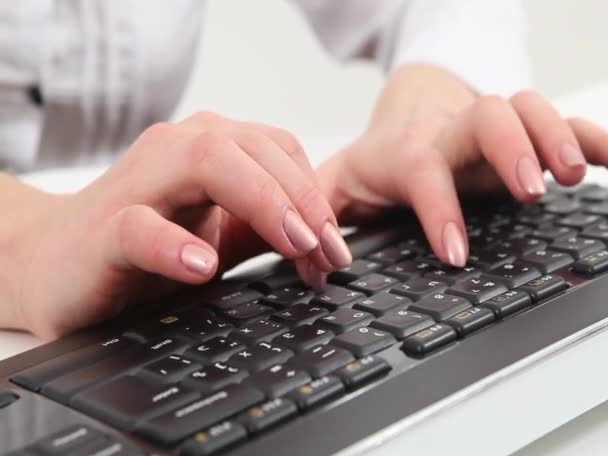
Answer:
292, 0, 533, 96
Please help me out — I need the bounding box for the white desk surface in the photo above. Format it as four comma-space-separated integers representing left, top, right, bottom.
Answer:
3, 83, 608, 455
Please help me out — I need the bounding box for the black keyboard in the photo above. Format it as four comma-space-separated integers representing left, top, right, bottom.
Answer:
3, 182, 608, 455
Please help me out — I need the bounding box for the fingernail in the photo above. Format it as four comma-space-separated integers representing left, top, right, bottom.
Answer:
559, 143, 585, 168
181, 244, 214, 276
283, 210, 318, 255
320, 221, 352, 269
516, 156, 546, 197
308, 262, 328, 291
442, 222, 467, 267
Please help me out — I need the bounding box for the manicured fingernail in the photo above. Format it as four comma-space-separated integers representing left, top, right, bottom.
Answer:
307, 262, 328, 291
283, 210, 318, 255
560, 143, 585, 168
516, 156, 546, 197
181, 244, 214, 276
320, 222, 352, 269
442, 222, 467, 267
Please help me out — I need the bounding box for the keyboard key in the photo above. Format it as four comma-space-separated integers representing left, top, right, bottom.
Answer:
140, 355, 201, 383
184, 363, 248, 394
273, 325, 334, 353
185, 337, 245, 364
444, 307, 496, 337
423, 265, 481, 285
315, 308, 374, 334
447, 277, 507, 304
136, 384, 265, 446
551, 236, 605, 259
485, 261, 541, 288
238, 397, 297, 434
556, 213, 603, 229
585, 201, 608, 216
347, 273, 398, 295
383, 260, 433, 282
367, 246, 416, 264
260, 287, 313, 308
70, 439, 144, 456
545, 198, 582, 214
180, 421, 247, 456
287, 376, 344, 410
287, 345, 355, 378
221, 302, 273, 327
71, 375, 199, 431
0, 388, 17, 409
249, 273, 301, 293
182, 315, 232, 342
310, 286, 365, 311
11, 335, 135, 392
468, 249, 515, 269
402, 324, 457, 357
521, 249, 574, 273
370, 308, 433, 339
480, 290, 532, 318
230, 319, 287, 345
516, 212, 556, 227
573, 250, 608, 275
408, 293, 472, 321
329, 259, 383, 285
495, 237, 548, 256
531, 225, 577, 242
390, 278, 448, 301
248, 364, 311, 398
211, 289, 264, 312
272, 303, 328, 327
580, 186, 608, 202
32, 425, 102, 455
582, 222, 608, 241
42, 337, 188, 403
335, 356, 391, 389
229, 342, 293, 372
333, 327, 396, 357
519, 275, 568, 301
124, 311, 192, 343
353, 293, 410, 317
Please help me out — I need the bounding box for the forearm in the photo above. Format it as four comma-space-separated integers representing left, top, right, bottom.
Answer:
0, 173, 55, 331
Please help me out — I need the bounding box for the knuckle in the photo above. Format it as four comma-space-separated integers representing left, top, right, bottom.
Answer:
115, 205, 148, 253
475, 94, 507, 115
250, 175, 283, 217
271, 128, 305, 157
510, 89, 540, 105
187, 130, 226, 166
139, 122, 174, 143
188, 110, 225, 126
292, 183, 325, 216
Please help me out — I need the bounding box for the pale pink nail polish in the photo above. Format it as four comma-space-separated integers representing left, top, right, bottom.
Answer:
442, 222, 467, 267
181, 244, 214, 276
516, 156, 546, 197
560, 144, 585, 168
320, 222, 352, 269
283, 210, 318, 255
307, 262, 328, 291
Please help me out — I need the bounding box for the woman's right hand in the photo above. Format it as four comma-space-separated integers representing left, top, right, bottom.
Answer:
11, 112, 351, 339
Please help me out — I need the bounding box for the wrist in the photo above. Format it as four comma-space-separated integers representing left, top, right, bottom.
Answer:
0, 174, 61, 332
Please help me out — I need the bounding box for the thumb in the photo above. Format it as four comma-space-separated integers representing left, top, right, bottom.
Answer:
106, 205, 219, 284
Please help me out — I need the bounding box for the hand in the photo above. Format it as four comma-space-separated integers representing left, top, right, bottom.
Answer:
316, 65, 608, 267
11, 112, 351, 339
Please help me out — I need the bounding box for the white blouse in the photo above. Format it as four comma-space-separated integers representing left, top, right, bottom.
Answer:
0, 0, 531, 172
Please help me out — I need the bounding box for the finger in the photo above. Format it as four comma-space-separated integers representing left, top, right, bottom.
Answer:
511, 90, 586, 185
106, 204, 219, 283
295, 257, 328, 290
568, 117, 608, 166
392, 140, 468, 267
438, 95, 546, 203
234, 131, 350, 270
140, 127, 320, 260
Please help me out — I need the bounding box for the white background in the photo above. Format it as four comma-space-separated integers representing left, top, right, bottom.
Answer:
173, 0, 608, 143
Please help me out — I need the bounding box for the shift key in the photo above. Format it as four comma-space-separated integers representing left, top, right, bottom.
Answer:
136, 383, 265, 446
42, 337, 188, 404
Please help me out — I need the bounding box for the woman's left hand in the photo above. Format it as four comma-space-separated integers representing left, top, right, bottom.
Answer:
309, 64, 608, 279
